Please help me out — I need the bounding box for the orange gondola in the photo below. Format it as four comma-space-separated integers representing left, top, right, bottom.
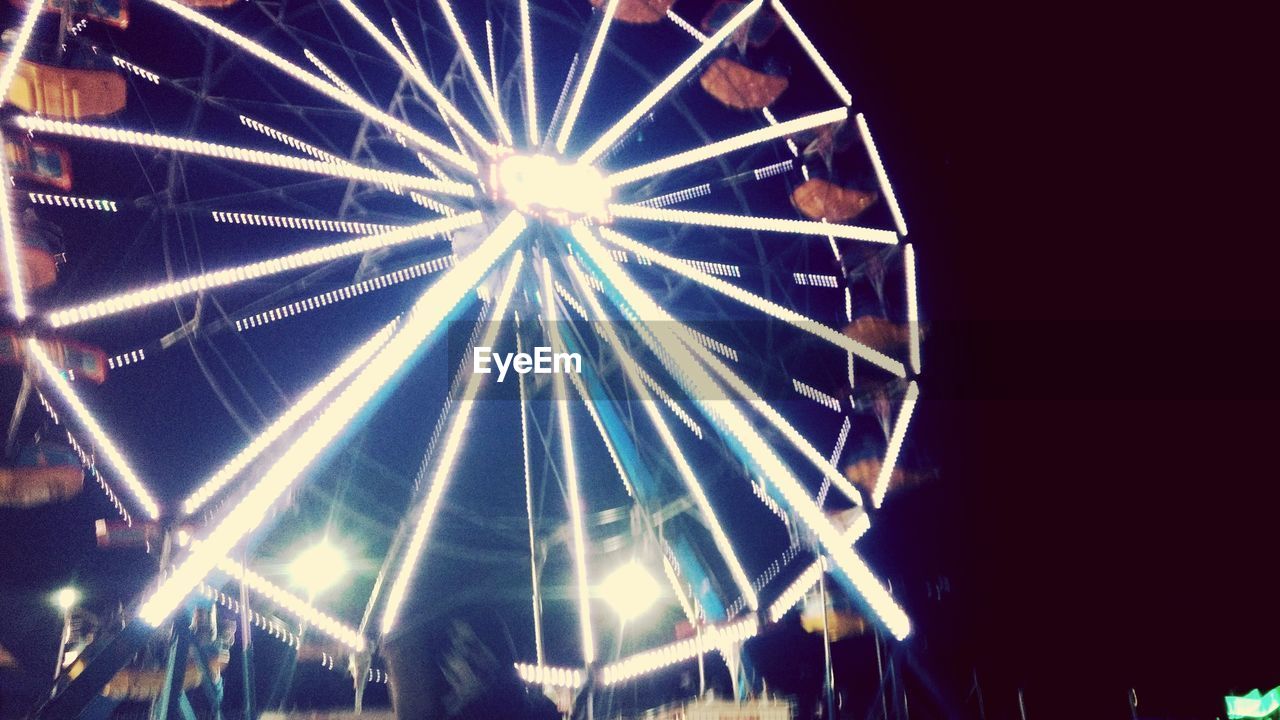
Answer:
842, 314, 912, 353
8, 0, 129, 28
0, 330, 109, 383
93, 612, 234, 700
4, 134, 73, 191
588, 0, 674, 24
699, 57, 787, 110
0, 244, 58, 297
800, 597, 868, 641
791, 177, 877, 223
0, 53, 127, 120
843, 456, 931, 499
1, 209, 64, 298
0, 441, 85, 508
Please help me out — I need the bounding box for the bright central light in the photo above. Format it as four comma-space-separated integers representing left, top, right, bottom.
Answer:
53, 587, 80, 612
491, 154, 611, 224
599, 561, 662, 622
288, 539, 348, 596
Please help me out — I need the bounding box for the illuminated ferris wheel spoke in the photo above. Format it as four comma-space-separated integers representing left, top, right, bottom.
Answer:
102, 255, 453, 377
34, 391, 132, 521
606, 107, 847, 188
44, 212, 482, 328
568, 226, 912, 640
232, 255, 455, 333
664, 8, 707, 42
856, 113, 909, 237
209, 210, 400, 235
601, 617, 759, 685
575, 243, 867, 510
633, 159, 796, 210
13, 117, 473, 197
26, 341, 162, 520
552, 273, 704, 438
905, 243, 922, 374
598, 227, 907, 377
303, 48, 357, 96
762, 107, 802, 157
514, 664, 584, 690
355, 292, 499, 641
336, 0, 496, 155
26, 193, 119, 212
698, 347, 869, 508
389, 17, 424, 72
433, 0, 513, 144
562, 342, 702, 624
563, 239, 759, 612
538, 258, 596, 663
610, 203, 898, 245
870, 381, 919, 508
138, 213, 527, 628
486, 20, 499, 103
0, 0, 45, 321
767, 560, 824, 622
770, 0, 854, 107
379, 250, 525, 635
238, 115, 346, 166
578, 0, 763, 165
514, 316, 546, 665
140, 0, 477, 173
554, 0, 620, 153
519, 0, 539, 146
111, 53, 161, 85
205, 545, 366, 651
181, 319, 401, 515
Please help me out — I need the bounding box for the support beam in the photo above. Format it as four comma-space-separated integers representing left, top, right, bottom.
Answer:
578, 0, 763, 164
378, 249, 527, 635
136, 213, 526, 629
566, 226, 912, 640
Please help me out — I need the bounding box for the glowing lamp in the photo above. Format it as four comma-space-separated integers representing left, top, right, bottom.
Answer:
599, 561, 662, 621
289, 539, 348, 596
491, 154, 611, 224
53, 587, 80, 612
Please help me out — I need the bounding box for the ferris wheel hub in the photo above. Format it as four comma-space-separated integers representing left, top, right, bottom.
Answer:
489, 152, 612, 225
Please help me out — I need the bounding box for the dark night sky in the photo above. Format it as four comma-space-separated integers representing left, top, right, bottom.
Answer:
2, 1, 1275, 719
814, 1, 1278, 719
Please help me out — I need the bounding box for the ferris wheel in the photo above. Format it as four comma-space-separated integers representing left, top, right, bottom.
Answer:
1, 0, 925, 716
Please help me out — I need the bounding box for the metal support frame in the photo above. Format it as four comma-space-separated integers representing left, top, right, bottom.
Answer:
153, 610, 192, 720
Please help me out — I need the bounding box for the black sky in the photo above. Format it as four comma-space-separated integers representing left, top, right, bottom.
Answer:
808, 1, 1278, 718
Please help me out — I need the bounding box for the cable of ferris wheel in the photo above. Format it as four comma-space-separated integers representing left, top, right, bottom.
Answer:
605, 107, 848, 188
552, 274, 703, 625
562, 235, 759, 612
138, 213, 527, 629
597, 227, 906, 378
141, 0, 478, 172
42, 212, 483, 328
432, 0, 513, 144
0, 0, 46, 321
567, 225, 913, 640
378, 248, 526, 636
577, 0, 763, 165
553, 0, 619, 153
610, 203, 898, 245
336, 0, 497, 155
